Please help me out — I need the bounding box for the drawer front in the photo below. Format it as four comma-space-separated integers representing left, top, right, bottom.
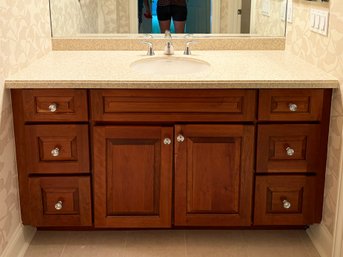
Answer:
258, 89, 324, 121
25, 125, 90, 174
254, 176, 316, 225
22, 89, 88, 122
256, 124, 321, 173
29, 176, 92, 227
90, 89, 256, 122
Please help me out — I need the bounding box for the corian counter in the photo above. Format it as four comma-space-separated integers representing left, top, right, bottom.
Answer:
5, 50, 339, 88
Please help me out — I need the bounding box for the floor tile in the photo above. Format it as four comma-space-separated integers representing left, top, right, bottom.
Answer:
23, 229, 321, 257
124, 230, 186, 257
242, 230, 321, 257
24, 231, 70, 257
61, 231, 127, 257
186, 230, 248, 257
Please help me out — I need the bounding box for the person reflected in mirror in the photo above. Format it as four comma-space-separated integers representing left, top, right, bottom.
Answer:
138, 0, 152, 32
157, 0, 187, 33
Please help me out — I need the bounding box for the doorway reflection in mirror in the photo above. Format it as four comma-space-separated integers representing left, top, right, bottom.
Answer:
138, 0, 152, 32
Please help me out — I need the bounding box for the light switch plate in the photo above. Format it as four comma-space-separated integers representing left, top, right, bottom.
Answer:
310, 8, 329, 36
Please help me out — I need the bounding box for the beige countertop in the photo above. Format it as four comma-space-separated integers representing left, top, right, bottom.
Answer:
5, 50, 339, 89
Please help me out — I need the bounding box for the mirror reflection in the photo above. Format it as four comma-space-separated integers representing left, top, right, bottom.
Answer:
49, 0, 288, 37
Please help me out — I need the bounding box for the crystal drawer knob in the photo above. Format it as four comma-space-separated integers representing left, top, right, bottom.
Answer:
177, 134, 185, 143
51, 147, 60, 157
283, 200, 291, 209
163, 138, 171, 145
55, 200, 63, 210
288, 103, 298, 112
48, 103, 57, 112
285, 146, 295, 156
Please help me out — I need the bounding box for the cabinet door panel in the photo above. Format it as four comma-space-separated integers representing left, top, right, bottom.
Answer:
93, 126, 173, 228
174, 125, 254, 226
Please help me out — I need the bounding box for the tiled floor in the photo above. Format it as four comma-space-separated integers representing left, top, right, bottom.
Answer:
24, 230, 321, 257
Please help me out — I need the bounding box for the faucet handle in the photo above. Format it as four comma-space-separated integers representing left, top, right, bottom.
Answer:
184, 41, 197, 55
144, 34, 153, 39
164, 30, 172, 39
141, 41, 155, 56
184, 34, 194, 39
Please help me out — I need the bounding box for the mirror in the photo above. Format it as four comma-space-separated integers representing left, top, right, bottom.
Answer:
49, 0, 288, 37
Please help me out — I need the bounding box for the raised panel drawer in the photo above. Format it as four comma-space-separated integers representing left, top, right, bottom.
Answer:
254, 175, 316, 225
22, 89, 88, 122
90, 89, 256, 122
258, 89, 324, 121
29, 176, 92, 227
256, 124, 321, 173
25, 125, 90, 174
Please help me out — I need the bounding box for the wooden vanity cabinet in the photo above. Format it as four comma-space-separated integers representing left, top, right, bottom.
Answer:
11, 88, 332, 228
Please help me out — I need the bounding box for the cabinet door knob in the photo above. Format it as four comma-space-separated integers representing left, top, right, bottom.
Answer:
55, 200, 63, 210
288, 103, 298, 112
163, 138, 172, 145
282, 199, 291, 209
51, 147, 60, 157
285, 146, 295, 156
48, 103, 57, 112
177, 134, 185, 143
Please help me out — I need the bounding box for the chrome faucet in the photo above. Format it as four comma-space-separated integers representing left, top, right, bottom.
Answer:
164, 30, 174, 55
142, 41, 155, 56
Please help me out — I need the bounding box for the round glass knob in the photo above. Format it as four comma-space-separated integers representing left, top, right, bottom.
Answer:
286, 146, 295, 156
288, 103, 298, 112
283, 200, 291, 209
51, 147, 60, 157
48, 103, 57, 112
177, 134, 185, 143
163, 138, 171, 145
55, 200, 63, 210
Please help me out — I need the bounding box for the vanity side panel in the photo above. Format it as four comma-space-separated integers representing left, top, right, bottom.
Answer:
11, 90, 31, 224
314, 89, 332, 222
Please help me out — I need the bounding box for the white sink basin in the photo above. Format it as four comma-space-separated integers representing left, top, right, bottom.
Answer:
130, 56, 210, 75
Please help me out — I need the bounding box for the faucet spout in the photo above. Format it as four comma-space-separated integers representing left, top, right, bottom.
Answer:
164, 30, 174, 55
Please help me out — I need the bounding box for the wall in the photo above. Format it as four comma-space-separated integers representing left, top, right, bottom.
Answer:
286, 0, 343, 239
0, 0, 51, 255
51, 0, 130, 36
50, 0, 99, 36
251, 0, 286, 36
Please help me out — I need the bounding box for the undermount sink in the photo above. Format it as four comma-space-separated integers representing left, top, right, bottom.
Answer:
130, 56, 210, 75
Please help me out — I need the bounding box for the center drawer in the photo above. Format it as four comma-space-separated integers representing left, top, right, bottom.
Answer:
90, 89, 256, 122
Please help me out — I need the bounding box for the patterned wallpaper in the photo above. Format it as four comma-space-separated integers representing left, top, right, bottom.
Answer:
0, 0, 51, 255
287, 0, 343, 236
51, 0, 130, 36
252, 0, 286, 36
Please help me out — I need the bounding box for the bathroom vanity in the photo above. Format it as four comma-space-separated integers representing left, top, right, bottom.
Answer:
6, 50, 338, 229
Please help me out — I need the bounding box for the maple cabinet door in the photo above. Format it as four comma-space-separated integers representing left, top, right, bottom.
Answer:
93, 126, 173, 228
174, 124, 254, 226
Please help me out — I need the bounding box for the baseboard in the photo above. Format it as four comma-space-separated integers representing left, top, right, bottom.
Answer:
307, 224, 333, 257
0, 225, 36, 257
